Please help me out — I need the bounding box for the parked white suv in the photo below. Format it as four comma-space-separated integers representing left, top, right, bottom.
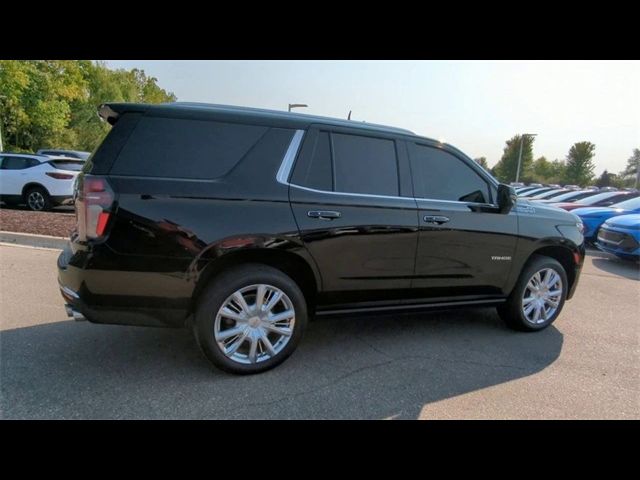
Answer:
0, 153, 84, 211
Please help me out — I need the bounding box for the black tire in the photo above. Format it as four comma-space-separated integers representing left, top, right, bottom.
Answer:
497, 255, 568, 332
194, 263, 308, 375
24, 186, 52, 211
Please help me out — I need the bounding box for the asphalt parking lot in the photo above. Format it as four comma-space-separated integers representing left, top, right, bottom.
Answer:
0, 243, 638, 419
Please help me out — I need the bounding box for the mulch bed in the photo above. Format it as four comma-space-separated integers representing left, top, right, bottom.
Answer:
0, 206, 76, 237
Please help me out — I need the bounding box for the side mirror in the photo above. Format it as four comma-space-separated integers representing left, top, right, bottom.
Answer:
497, 184, 516, 214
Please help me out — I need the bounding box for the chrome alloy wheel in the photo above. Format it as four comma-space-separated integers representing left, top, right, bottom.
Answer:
27, 191, 45, 211
214, 284, 295, 364
522, 268, 563, 324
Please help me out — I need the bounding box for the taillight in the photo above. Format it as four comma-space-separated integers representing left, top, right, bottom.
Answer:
80, 175, 114, 239
45, 172, 74, 180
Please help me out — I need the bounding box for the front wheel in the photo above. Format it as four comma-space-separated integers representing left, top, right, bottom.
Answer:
194, 264, 308, 374
498, 255, 568, 332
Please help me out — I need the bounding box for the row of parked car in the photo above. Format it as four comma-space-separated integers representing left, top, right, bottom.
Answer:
0, 149, 90, 211
510, 182, 625, 193
514, 185, 640, 261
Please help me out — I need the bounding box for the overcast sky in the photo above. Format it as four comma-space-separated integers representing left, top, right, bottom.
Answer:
106, 60, 639, 174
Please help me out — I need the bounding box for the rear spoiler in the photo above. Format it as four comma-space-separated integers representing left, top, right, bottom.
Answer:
98, 103, 149, 126
98, 104, 120, 125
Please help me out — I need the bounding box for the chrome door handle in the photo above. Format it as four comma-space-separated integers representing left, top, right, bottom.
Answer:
308, 210, 341, 220
423, 215, 450, 224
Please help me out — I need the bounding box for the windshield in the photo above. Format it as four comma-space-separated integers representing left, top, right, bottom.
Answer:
552, 190, 599, 202
575, 191, 622, 205
611, 196, 640, 210
536, 189, 567, 199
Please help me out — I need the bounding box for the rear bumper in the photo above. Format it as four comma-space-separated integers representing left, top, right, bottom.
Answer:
57, 242, 189, 328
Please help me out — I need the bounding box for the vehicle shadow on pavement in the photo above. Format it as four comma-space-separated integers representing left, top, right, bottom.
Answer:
0, 308, 563, 419
0, 203, 74, 213
587, 250, 640, 281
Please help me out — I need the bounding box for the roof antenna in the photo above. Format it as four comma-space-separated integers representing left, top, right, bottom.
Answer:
347, 110, 352, 120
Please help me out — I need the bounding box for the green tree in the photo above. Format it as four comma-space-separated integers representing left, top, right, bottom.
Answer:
564, 141, 596, 186
474, 156, 489, 170
548, 159, 567, 184
0, 60, 87, 151
620, 148, 640, 188
531, 156, 552, 183
0, 60, 176, 153
492, 135, 535, 183
596, 170, 612, 188
607, 173, 626, 189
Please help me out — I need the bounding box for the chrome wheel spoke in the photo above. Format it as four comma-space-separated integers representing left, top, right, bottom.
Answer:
220, 307, 246, 323
540, 305, 548, 321
232, 292, 251, 315
267, 309, 295, 324
260, 333, 277, 357
522, 295, 535, 306
524, 302, 536, 316
255, 284, 267, 310
532, 304, 541, 322
264, 291, 283, 313
215, 326, 245, 341
545, 270, 559, 288
545, 297, 559, 308
263, 324, 292, 337
532, 272, 542, 287
248, 336, 258, 363
225, 331, 249, 356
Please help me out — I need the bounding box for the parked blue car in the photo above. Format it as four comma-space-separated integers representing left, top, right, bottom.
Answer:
572, 196, 640, 241
595, 214, 640, 260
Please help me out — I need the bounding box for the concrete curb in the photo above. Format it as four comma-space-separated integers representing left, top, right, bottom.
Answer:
0, 231, 68, 250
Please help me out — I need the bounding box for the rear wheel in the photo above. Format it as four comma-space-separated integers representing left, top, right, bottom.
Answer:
25, 186, 52, 211
498, 255, 568, 331
194, 264, 307, 374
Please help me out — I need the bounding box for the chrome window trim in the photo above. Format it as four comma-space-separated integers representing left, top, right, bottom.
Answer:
276, 129, 500, 208
289, 181, 499, 208
289, 182, 412, 202
276, 129, 305, 185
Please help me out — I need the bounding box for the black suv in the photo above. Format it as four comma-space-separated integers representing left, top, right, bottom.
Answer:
58, 102, 585, 374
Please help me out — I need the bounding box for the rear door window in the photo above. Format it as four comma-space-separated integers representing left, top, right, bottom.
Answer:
332, 133, 398, 196
290, 131, 333, 191
291, 130, 399, 196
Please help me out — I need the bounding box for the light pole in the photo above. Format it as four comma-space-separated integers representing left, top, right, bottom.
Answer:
0, 94, 5, 152
515, 133, 537, 183
288, 103, 308, 112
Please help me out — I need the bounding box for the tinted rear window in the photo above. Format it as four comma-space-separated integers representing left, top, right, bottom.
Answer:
50, 160, 84, 171
110, 116, 268, 179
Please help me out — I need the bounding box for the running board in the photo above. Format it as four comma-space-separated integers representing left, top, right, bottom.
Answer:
315, 298, 505, 316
